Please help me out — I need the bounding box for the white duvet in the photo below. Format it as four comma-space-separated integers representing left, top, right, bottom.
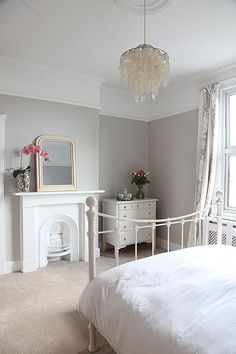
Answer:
79, 246, 236, 354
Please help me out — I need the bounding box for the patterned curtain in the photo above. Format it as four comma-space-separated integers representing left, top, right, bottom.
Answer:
188, 83, 220, 246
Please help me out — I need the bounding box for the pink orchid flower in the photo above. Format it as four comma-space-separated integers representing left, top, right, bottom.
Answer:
22, 147, 31, 155
33, 146, 40, 153
10, 143, 50, 178
22, 144, 40, 155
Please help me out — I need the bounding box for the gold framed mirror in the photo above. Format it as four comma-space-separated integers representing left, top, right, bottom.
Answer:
36, 135, 77, 192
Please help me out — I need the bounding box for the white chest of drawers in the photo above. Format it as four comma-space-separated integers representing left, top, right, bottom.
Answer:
102, 198, 158, 250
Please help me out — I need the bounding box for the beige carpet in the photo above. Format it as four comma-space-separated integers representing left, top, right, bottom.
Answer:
0, 244, 163, 354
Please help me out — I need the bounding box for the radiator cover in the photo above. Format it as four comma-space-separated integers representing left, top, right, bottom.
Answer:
208, 220, 236, 247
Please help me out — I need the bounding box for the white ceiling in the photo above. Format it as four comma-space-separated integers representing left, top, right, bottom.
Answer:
0, 0, 236, 91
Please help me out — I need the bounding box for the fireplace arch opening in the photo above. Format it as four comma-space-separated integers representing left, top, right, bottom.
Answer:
39, 215, 79, 268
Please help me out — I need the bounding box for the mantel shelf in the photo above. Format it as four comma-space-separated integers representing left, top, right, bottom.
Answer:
13, 190, 105, 197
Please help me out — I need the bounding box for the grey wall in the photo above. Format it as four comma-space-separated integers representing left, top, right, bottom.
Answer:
99, 115, 149, 199
1, 94, 100, 262
149, 110, 198, 243
1, 94, 198, 262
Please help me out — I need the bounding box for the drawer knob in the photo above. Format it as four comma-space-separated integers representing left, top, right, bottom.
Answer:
124, 225, 126, 229
124, 215, 126, 218
149, 212, 151, 215
124, 206, 126, 209
124, 237, 126, 241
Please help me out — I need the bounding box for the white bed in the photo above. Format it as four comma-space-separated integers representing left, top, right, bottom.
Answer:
80, 245, 236, 354
79, 192, 236, 353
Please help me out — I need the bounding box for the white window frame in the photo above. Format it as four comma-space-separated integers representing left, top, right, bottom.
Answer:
218, 81, 236, 219
224, 89, 236, 212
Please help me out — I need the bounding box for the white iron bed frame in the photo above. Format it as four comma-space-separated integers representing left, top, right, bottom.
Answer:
85, 191, 225, 352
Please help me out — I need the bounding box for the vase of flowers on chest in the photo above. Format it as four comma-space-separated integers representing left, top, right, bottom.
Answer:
8, 144, 49, 192
130, 169, 150, 199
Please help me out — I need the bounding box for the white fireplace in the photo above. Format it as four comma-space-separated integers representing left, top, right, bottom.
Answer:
14, 190, 104, 273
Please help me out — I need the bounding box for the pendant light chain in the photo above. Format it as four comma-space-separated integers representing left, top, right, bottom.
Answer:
144, 0, 147, 44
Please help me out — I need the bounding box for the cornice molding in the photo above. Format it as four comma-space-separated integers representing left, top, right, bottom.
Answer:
197, 62, 236, 88
100, 109, 149, 122
0, 56, 105, 109
100, 86, 149, 121
149, 80, 199, 121
1, 56, 235, 122
0, 56, 105, 84
148, 105, 199, 121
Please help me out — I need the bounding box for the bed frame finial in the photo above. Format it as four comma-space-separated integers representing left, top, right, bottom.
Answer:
86, 196, 98, 352
86, 196, 97, 281
86, 196, 97, 209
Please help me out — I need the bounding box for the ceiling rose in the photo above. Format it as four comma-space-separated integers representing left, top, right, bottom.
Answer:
114, 0, 173, 15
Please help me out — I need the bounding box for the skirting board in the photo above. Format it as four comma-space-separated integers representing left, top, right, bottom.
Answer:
4, 248, 101, 274
5, 261, 21, 274
156, 237, 181, 251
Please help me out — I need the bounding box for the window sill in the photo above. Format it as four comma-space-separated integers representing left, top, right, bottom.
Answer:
222, 212, 236, 222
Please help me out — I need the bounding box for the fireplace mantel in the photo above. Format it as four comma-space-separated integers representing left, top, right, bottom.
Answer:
14, 190, 105, 205
14, 190, 104, 272
14, 190, 104, 195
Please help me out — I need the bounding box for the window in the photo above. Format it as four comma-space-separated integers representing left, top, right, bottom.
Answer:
222, 89, 236, 213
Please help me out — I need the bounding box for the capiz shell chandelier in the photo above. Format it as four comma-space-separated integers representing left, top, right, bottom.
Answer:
119, 0, 170, 102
